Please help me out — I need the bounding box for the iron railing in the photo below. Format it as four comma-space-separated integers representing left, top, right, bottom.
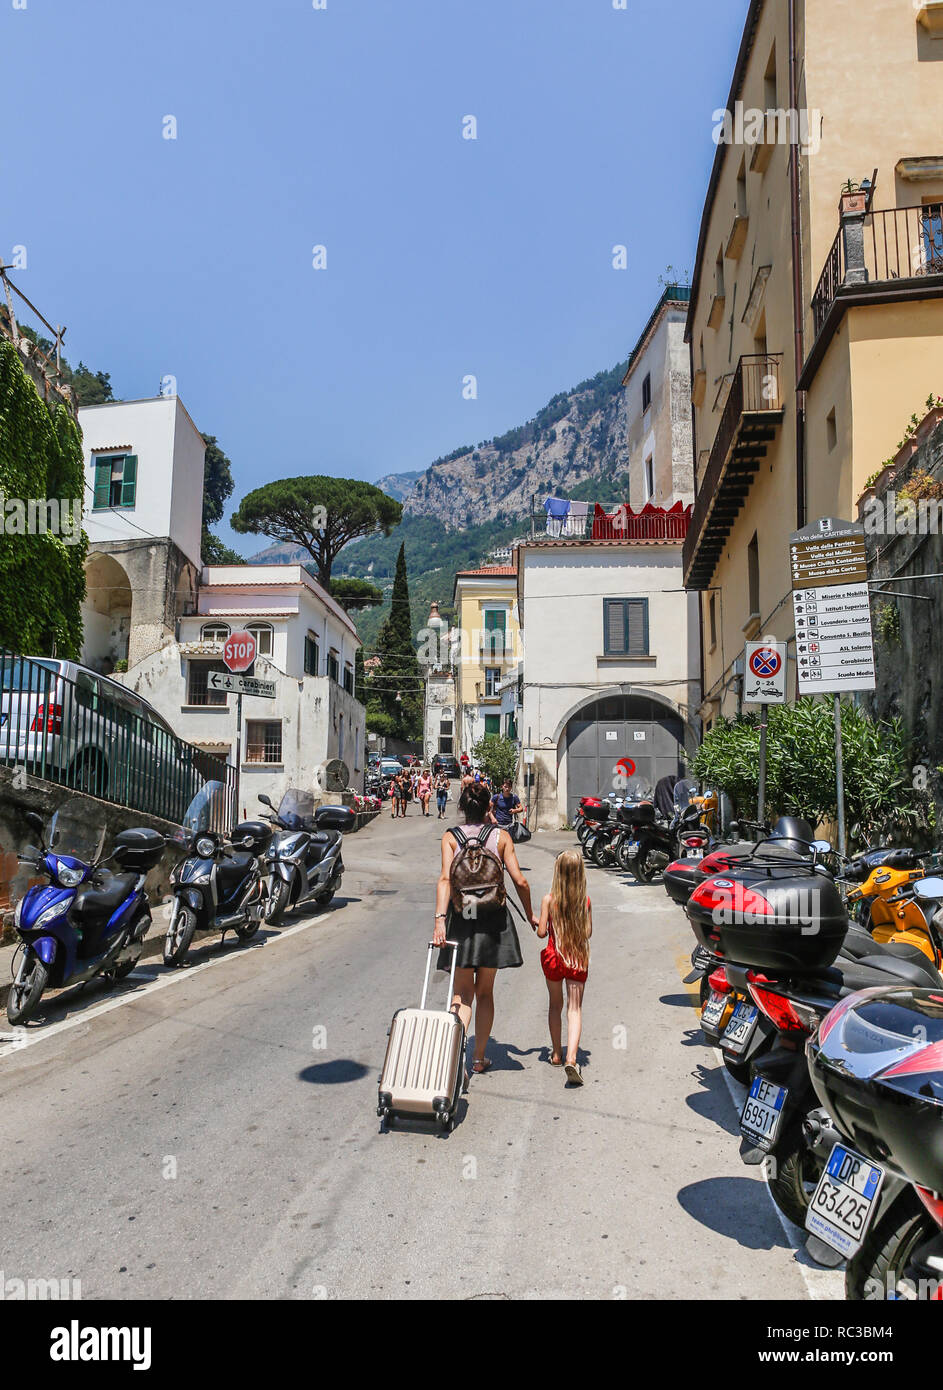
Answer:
0, 649, 236, 830
812, 204, 943, 337
533, 504, 691, 542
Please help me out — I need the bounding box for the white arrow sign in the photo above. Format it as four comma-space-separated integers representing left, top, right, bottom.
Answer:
207, 671, 277, 699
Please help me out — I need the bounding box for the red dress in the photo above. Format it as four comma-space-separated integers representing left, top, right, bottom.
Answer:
540, 904, 589, 983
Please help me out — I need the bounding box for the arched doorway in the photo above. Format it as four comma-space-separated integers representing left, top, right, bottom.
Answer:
82, 552, 132, 674
561, 692, 689, 823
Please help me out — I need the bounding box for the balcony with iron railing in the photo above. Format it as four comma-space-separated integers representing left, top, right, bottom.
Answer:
683, 354, 785, 590
802, 203, 943, 386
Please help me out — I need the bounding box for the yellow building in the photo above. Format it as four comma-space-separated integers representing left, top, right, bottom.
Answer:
452, 565, 521, 756
683, 0, 943, 723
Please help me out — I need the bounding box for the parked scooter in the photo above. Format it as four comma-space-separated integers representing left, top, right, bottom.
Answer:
258, 789, 349, 923
7, 800, 163, 1025
619, 779, 706, 882
805, 982, 943, 1298
163, 781, 272, 967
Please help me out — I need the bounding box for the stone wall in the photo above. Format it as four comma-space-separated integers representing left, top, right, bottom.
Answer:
862, 417, 943, 827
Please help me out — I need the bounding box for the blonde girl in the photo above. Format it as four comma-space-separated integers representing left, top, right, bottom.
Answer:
536, 850, 592, 1086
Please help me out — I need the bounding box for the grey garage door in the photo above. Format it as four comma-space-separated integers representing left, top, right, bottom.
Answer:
565, 695, 687, 823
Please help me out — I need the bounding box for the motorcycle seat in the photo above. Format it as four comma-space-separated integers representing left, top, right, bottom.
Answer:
73, 873, 139, 921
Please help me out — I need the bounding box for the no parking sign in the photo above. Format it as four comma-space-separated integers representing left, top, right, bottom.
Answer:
743, 641, 787, 705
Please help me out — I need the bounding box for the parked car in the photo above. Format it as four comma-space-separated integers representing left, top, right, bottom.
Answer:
378, 757, 404, 780
0, 654, 212, 822
432, 754, 460, 779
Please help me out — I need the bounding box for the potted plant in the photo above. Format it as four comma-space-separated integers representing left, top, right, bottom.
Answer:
839, 179, 867, 217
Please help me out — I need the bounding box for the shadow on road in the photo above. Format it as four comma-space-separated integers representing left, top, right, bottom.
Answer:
677, 1176, 791, 1252
659, 992, 695, 1009
298, 1059, 372, 1085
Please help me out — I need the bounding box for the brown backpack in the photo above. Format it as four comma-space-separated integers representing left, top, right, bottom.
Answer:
449, 826, 506, 917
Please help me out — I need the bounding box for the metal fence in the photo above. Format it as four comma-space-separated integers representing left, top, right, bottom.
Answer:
0, 649, 236, 830
812, 204, 943, 337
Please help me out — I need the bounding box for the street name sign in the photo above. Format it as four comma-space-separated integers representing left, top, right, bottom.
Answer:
743, 641, 787, 704
207, 671, 276, 699
790, 518, 875, 695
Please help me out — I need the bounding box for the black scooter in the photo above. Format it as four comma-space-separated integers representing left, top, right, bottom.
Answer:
258, 790, 349, 923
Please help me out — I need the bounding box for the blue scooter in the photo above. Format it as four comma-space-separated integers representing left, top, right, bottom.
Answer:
7, 799, 164, 1025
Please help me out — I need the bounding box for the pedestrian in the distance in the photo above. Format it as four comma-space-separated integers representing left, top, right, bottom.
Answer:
536, 849, 592, 1086
399, 773, 411, 817
389, 776, 399, 819
434, 770, 449, 819
418, 768, 433, 817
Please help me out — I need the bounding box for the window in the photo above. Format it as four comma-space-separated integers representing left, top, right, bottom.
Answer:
440, 719, 453, 735
304, 633, 319, 676
92, 454, 137, 510
506, 714, 518, 741
438, 736, 453, 754
920, 202, 943, 273
200, 624, 230, 643
327, 652, 339, 683
484, 715, 500, 737
641, 373, 652, 412
748, 533, 760, 617
826, 408, 837, 453
246, 623, 272, 657
715, 252, 725, 299
482, 608, 507, 661
644, 456, 655, 501
764, 44, 777, 114
76, 671, 100, 711
484, 667, 500, 697
709, 593, 717, 650
187, 660, 228, 706
343, 665, 354, 695
245, 720, 282, 764
603, 598, 649, 657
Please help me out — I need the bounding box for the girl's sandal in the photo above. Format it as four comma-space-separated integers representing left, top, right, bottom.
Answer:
549, 1054, 563, 1067
472, 1059, 491, 1074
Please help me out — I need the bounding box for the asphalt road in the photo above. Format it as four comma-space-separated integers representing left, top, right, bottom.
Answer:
0, 806, 841, 1300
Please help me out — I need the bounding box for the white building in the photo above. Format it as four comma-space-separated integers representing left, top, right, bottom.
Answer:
79, 395, 206, 674
422, 602, 456, 765
120, 565, 365, 816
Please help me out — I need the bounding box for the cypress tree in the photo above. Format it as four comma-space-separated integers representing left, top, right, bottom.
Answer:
373, 542, 423, 739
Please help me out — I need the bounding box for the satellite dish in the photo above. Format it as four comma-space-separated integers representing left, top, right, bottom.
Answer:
324, 759, 349, 792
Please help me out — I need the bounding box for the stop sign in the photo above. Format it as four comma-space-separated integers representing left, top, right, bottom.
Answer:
223, 630, 256, 674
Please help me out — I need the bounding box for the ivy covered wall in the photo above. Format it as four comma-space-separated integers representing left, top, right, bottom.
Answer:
0, 341, 87, 656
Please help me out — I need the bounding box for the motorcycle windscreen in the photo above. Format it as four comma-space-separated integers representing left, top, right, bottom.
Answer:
623, 779, 653, 803
673, 778, 698, 811
278, 787, 318, 830
180, 780, 229, 839
48, 797, 106, 866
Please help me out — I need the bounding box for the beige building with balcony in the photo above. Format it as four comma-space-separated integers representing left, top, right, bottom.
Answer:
683, 0, 943, 722
452, 566, 521, 756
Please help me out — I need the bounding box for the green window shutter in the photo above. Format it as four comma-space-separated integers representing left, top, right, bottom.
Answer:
627, 600, 649, 655
93, 458, 111, 509
484, 715, 500, 736
484, 609, 506, 632
604, 599, 627, 655
120, 455, 137, 507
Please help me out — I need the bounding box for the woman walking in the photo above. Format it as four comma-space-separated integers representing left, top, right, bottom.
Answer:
536, 850, 592, 1086
434, 769, 450, 819
433, 782, 537, 1074
417, 767, 433, 817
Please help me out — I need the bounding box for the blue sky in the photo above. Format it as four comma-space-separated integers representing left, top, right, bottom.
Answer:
3, 0, 746, 553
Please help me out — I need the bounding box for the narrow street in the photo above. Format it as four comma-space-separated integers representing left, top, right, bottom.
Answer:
0, 809, 839, 1300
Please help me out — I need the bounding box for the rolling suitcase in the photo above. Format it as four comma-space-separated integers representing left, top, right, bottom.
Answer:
377, 941, 465, 1133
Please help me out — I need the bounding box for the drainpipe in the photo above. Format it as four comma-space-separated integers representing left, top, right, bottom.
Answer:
788, 0, 806, 530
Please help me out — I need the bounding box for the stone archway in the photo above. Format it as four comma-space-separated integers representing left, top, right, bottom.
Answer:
82, 552, 132, 674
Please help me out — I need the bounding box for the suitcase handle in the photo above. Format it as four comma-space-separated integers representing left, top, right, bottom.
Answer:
421, 939, 459, 1011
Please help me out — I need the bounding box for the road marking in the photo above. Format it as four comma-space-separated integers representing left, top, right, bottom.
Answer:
0, 914, 329, 1060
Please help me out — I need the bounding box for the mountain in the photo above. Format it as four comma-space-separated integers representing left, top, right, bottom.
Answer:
381, 360, 630, 530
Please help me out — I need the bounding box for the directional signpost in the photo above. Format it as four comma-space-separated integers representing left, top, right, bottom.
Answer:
790, 519, 876, 854
207, 671, 276, 699
743, 640, 787, 825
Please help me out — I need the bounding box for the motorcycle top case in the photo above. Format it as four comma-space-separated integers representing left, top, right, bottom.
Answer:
112, 827, 166, 872
807, 986, 943, 1191
686, 866, 848, 973
314, 805, 356, 832
231, 820, 273, 854
618, 800, 654, 825
663, 858, 705, 907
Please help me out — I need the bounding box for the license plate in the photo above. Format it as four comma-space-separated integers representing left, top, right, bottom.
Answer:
722, 1000, 758, 1054
626, 841, 639, 853
806, 1143, 885, 1258
740, 1076, 787, 1147
701, 990, 727, 1030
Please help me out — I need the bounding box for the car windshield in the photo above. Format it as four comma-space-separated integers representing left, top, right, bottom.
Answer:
673, 779, 698, 811
180, 780, 230, 838
48, 797, 106, 865
278, 788, 317, 827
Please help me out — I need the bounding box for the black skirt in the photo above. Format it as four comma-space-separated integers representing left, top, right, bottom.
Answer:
437, 904, 524, 972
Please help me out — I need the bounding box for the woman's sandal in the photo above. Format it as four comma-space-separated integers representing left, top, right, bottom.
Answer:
549, 1054, 563, 1067
472, 1059, 491, 1074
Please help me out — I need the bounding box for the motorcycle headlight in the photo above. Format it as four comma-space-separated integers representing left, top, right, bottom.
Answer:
55, 860, 86, 888
194, 836, 217, 859
34, 896, 74, 930
13, 899, 22, 928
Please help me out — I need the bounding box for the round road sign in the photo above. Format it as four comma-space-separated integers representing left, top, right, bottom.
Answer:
749, 647, 782, 681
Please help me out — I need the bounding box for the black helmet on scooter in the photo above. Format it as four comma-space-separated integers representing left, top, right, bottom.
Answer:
768, 815, 815, 853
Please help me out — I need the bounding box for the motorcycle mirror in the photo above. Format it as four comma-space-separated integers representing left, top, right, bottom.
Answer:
914, 876, 943, 899
258, 794, 273, 807
812, 840, 833, 855
23, 811, 44, 834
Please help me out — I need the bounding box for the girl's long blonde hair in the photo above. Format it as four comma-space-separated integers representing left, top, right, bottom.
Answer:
550, 850, 590, 971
